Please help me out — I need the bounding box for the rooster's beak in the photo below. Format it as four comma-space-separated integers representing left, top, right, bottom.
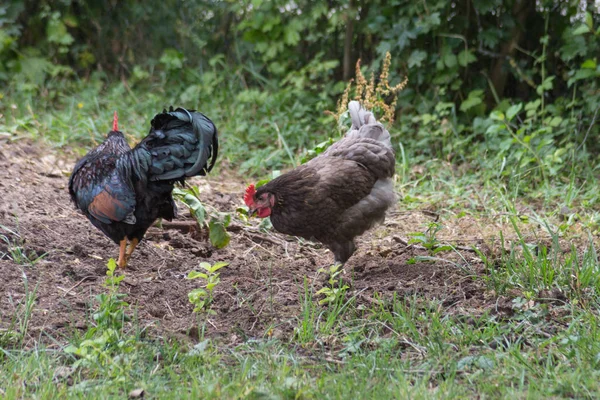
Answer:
247, 208, 257, 217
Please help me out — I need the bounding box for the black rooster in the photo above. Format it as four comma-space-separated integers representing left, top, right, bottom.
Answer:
69, 108, 218, 268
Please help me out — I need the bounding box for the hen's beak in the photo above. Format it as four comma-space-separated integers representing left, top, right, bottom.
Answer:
247, 207, 257, 217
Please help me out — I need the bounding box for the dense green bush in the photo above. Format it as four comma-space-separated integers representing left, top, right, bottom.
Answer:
0, 0, 598, 192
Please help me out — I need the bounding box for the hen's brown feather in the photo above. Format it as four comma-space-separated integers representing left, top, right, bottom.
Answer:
255, 101, 396, 263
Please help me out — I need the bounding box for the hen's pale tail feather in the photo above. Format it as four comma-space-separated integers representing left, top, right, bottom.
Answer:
347, 101, 392, 148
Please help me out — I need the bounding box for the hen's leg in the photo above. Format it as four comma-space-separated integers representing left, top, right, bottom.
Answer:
117, 238, 128, 268
125, 238, 139, 264
331, 240, 356, 265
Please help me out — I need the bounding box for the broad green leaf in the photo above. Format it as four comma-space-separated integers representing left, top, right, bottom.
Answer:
209, 219, 231, 249
47, 17, 74, 45
222, 213, 231, 227
460, 96, 482, 112
199, 262, 211, 271
106, 258, 117, 273
283, 18, 302, 45
525, 99, 541, 111
536, 76, 554, 95
188, 289, 207, 303
193, 301, 206, 312
433, 245, 454, 254
585, 11, 593, 30
567, 68, 598, 86
490, 111, 505, 121
443, 52, 457, 68
581, 59, 597, 69
210, 262, 229, 272
256, 179, 270, 188
506, 103, 523, 121
458, 49, 477, 66
457, 356, 475, 370
573, 25, 590, 35
64, 345, 78, 354
187, 271, 208, 280
173, 188, 206, 225
548, 116, 563, 127
436, 58, 445, 71
408, 50, 427, 68
160, 48, 185, 71
460, 90, 484, 112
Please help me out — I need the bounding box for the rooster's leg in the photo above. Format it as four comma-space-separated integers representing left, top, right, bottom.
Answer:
117, 238, 128, 268
125, 238, 139, 264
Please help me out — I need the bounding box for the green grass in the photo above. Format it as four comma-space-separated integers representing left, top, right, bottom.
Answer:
2, 77, 600, 398
1, 290, 599, 398
2, 230, 600, 399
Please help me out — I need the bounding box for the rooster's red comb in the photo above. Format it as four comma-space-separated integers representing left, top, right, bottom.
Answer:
112, 111, 118, 131
244, 184, 256, 206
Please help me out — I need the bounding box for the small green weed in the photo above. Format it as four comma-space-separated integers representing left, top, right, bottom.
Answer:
1, 270, 37, 348
316, 264, 349, 305
65, 258, 134, 374
0, 224, 47, 267
407, 221, 444, 252
294, 277, 318, 344
187, 261, 229, 314
406, 222, 456, 264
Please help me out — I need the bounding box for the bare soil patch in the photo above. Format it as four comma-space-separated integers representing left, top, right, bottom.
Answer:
0, 140, 513, 348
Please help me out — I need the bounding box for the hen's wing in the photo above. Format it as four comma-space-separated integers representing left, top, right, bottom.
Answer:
264, 156, 375, 239
323, 137, 395, 179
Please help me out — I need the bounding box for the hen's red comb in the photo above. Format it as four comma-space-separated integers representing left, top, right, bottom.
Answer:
112, 111, 118, 131
244, 184, 256, 206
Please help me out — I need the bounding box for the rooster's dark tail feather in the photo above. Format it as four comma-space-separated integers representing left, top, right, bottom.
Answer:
132, 107, 218, 182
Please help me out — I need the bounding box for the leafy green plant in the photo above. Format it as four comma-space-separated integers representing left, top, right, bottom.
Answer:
187, 261, 229, 314
407, 222, 452, 254
94, 258, 128, 329
65, 258, 134, 372
316, 264, 349, 305
300, 138, 335, 163
173, 186, 231, 249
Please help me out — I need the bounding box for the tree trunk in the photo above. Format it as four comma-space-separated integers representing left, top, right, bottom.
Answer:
343, 0, 356, 81
357, 2, 370, 66
487, 0, 532, 107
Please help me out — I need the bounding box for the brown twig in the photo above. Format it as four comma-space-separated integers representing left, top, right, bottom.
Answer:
58, 275, 96, 297
156, 220, 245, 233
155, 220, 198, 232
244, 231, 286, 247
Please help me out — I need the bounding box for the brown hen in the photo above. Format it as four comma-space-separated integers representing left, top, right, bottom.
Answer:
244, 101, 396, 264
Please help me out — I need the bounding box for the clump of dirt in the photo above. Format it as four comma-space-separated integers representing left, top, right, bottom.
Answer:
0, 140, 495, 348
